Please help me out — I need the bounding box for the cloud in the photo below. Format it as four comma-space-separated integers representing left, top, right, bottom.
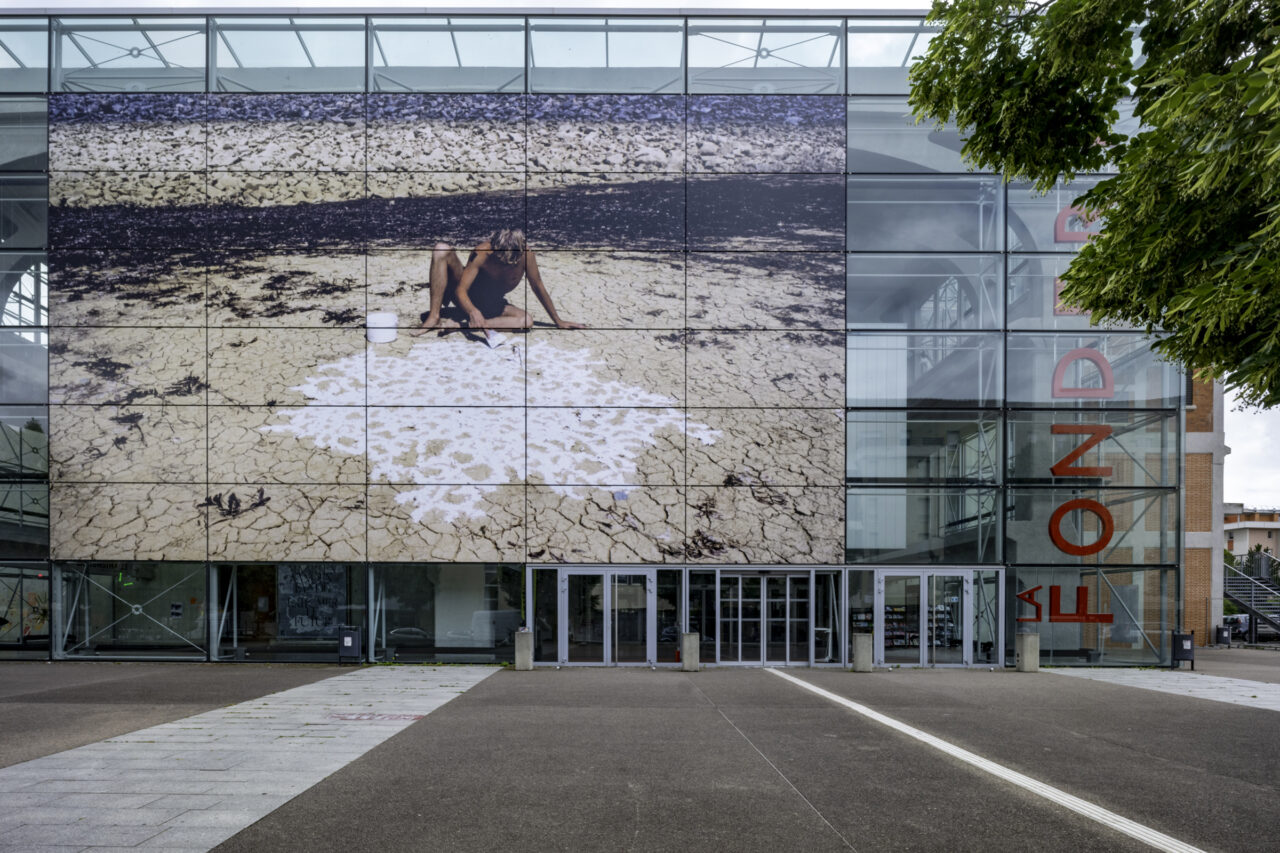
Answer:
1225, 389, 1280, 508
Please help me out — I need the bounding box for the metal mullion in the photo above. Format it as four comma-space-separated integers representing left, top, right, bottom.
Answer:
135, 19, 172, 69
604, 572, 613, 665
714, 567, 721, 663
291, 19, 317, 68
64, 32, 97, 69
217, 28, 244, 70
808, 570, 816, 666
216, 567, 236, 657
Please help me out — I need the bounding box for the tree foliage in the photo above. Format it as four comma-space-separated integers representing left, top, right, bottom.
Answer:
909, 0, 1280, 406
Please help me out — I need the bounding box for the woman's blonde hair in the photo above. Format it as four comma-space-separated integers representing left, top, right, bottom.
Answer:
488, 228, 526, 265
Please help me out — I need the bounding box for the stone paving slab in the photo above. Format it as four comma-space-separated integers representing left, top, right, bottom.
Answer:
0, 666, 495, 853
1050, 667, 1280, 711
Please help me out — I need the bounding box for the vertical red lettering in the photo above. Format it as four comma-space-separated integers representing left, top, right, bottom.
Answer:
1052, 348, 1115, 399
1049, 424, 1114, 478
1048, 498, 1115, 556
1054, 205, 1099, 243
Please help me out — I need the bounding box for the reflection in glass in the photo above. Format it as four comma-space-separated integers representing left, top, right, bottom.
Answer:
568, 572, 604, 662
371, 17, 524, 93
847, 97, 966, 173
211, 17, 365, 93
0, 19, 49, 93
1007, 177, 1107, 253
688, 570, 716, 663
815, 570, 841, 663
848, 176, 1002, 252
847, 486, 1000, 564
214, 563, 366, 661
0, 563, 49, 657
0, 252, 46, 328
530, 18, 684, 94
689, 18, 843, 94
1006, 410, 1177, 488
1005, 333, 1181, 409
612, 573, 649, 663
1008, 254, 1136, 331
533, 568, 557, 662
657, 569, 681, 663
60, 561, 207, 659
719, 574, 769, 663
846, 332, 1002, 408
883, 574, 920, 663
0, 482, 47, 558
928, 574, 964, 664
846, 411, 1000, 484
53, 18, 206, 92
0, 329, 48, 404
847, 254, 1002, 330
848, 569, 873, 659
973, 569, 1001, 665
0, 98, 47, 171
1005, 487, 1176, 566
0, 406, 46, 480
0, 174, 47, 249
372, 563, 521, 663
847, 19, 938, 95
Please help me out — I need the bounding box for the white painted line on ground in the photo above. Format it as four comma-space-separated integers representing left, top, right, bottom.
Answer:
766, 668, 1204, 853
0, 666, 496, 852
1050, 668, 1280, 711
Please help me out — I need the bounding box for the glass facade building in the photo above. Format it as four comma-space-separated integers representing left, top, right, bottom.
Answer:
0, 12, 1188, 667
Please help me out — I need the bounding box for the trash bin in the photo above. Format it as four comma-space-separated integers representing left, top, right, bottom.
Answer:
339, 625, 362, 664
1215, 625, 1231, 647
1170, 630, 1195, 670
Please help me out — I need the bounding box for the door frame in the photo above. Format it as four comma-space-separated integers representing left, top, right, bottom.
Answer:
715, 569, 815, 666
557, 568, 656, 666
874, 568, 983, 667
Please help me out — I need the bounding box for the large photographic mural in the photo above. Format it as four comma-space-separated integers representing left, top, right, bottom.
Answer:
47, 92, 847, 565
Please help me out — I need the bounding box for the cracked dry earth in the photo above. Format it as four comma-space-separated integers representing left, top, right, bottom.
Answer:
48, 249, 844, 564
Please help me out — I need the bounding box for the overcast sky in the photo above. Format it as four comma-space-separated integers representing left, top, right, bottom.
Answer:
1224, 390, 1280, 508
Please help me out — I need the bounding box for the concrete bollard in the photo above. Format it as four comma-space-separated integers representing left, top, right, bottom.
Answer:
680, 632, 700, 672
514, 628, 533, 671
1015, 632, 1039, 672
851, 632, 873, 672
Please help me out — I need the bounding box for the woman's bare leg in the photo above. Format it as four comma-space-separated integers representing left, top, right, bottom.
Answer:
480, 305, 533, 330
410, 243, 465, 335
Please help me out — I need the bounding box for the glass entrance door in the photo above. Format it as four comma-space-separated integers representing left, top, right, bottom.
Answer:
558, 570, 654, 665
876, 570, 973, 666
719, 572, 811, 665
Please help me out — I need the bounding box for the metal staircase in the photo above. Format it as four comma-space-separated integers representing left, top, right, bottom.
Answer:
1224, 556, 1280, 637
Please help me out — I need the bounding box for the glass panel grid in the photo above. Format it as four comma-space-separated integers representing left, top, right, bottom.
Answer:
0, 19, 49, 93
54, 17, 206, 93
370, 17, 524, 93
212, 17, 365, 93
689, 18, 843, 94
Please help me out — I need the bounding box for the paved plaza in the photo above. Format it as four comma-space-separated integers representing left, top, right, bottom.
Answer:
1, 649, 1278, 852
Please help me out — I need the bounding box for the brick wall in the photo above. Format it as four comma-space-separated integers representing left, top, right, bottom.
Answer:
1184, 547, 1212, 643
1186, 379, 1214, 432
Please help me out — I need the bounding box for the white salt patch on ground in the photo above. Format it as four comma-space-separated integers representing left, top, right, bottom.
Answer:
266, 339, 717, 522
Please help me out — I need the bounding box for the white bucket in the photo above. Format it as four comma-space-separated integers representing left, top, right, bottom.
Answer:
367, 311, 398, 343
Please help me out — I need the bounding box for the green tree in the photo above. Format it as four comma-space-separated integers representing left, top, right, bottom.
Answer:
909, 0, 1280, 406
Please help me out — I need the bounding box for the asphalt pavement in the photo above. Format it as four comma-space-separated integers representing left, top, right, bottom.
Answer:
3, 648, 1279, 852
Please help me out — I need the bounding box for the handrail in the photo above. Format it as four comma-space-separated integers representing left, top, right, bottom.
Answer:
1223, 563, 1280, 634
1225, 562, 1280, 598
